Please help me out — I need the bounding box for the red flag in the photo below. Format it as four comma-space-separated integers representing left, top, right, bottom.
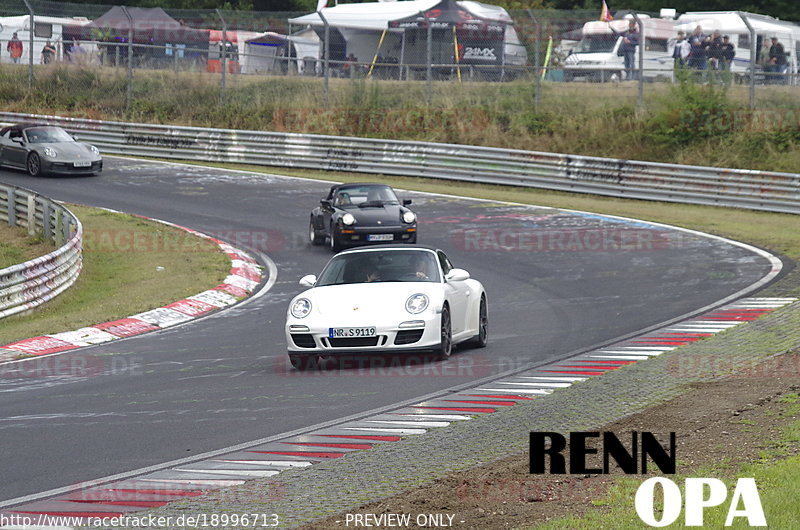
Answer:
600, 1, 613, 22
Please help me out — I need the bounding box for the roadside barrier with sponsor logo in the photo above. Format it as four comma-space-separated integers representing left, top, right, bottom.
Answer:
0, 184, 81, 319
1, 112, 798, 215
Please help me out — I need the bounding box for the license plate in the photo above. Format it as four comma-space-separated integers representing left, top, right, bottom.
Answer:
329, 327, 376, 338
73, 161, 92, 167
367, 234, 393, 242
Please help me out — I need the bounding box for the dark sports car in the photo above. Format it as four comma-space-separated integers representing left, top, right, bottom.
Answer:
309, 183, 417, 251
0, 124, 102, 176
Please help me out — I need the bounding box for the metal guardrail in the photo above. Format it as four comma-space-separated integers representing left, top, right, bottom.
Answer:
0, 184, 82, 320
0, 111, 798, 215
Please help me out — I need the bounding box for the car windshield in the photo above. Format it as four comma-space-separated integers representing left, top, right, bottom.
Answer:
575, 35, 618, 53
24, 127, 74, 144
333, 185, 399, 209
316, 250, 440, 286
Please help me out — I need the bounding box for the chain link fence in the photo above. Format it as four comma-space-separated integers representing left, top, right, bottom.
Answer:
0, 1, 797, 112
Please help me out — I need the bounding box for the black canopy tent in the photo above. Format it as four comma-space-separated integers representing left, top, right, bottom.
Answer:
64, 7, 210, 66
387, 0, 507, 67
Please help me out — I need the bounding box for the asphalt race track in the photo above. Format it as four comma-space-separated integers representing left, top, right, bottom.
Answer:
0, 158, 777, 504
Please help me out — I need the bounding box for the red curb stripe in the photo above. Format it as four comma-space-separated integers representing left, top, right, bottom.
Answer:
214, 283, 248, 298
248, 451, 345, 458
631, 341, 694, 345
317, 434, 402, 442
67, 500, 169, 508
10, 511, 125, 518
108, 489, 205, 497
443, 400, 515, 406
413, 406, 496, 413
93, 318, 158, 338
463, 394, 534, 400
557, 365, 619, 370
2, 336, 80, 356
281, 442, 373, 450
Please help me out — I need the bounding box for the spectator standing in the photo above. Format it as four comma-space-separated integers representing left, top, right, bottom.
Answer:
7, 32, 23, 64
719, 35, 735, 71
41, 40, 56, 64
610, 19, 639, 81
768, 36, 787, 84
687, 26, 708, 73
671, 31, 690, 69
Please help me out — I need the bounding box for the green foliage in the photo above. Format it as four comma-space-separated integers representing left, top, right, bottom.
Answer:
647, 70, 734, 148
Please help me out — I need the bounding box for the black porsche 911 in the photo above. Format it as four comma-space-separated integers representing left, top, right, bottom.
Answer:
309, 183, 417, 251
0, 124, 102, 176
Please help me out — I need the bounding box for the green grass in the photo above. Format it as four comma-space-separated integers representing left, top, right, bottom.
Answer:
0, 224, 54, 269
0, 204, 230, 346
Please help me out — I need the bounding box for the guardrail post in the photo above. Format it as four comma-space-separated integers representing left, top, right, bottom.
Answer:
216, 9, 227, 103
42, 200, 52, 240
27, 193, 36, 235
54, 208, 64, 246
318, 10, 330, 106
7, 188, 16, 227
122, 6, 134, 114
632, 13, 644, 110
527, 9, 541, 111
737, 12, 757, 110
421, 10, 432, 105
23, 0, 34, 91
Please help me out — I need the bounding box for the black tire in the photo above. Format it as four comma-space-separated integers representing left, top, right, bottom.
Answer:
469, 295, 488, 348
289, 353, 318, 371
309, 218, 325, 246
433, 305, 452, 361
329, 224, 342, 252
27, 152, 41, 177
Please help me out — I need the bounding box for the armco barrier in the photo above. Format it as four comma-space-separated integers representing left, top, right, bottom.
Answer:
1, 112, 798, 215
0, 184, 82, 319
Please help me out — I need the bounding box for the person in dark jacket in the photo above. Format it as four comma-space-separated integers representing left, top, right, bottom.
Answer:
767, 37, 787, 84
719, 35, 735, 71
687, 26, 708, 71
611, 20, 639, 81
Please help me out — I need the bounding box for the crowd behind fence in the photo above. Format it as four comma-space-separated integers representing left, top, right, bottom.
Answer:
0, 1, 798, 108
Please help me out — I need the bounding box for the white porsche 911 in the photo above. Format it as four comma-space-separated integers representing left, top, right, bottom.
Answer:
285, 246, 488, 370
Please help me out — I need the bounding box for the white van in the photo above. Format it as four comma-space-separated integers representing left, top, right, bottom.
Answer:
563, 15, 676, 82
676, 11, 800, 82
0, 15, 91, 65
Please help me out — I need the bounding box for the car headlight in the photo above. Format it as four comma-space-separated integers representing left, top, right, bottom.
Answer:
43, 147, 57, 158
405, 293, 429, 314
89, 145, 100, 155
290, 298, 312, 318
402, 211, 416, 224
342, 213, 356, 226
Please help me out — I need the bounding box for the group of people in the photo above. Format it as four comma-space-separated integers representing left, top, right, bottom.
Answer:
672, 27, 736, 73
3, 34, 88, 65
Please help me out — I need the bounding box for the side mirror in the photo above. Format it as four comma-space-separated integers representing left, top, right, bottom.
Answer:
446, 268, 470, 282
320, 199, 331, 208
11, 137, 23, 144
299, 274, 317, 287
403, 199, 413, 206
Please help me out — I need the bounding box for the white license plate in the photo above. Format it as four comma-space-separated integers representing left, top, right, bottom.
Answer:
73, 161, 92, 167
329, 327, 376, 338
367, 234, 393, 242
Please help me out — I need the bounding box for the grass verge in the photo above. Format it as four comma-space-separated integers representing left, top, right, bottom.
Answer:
0, 204, 230, 347
0, 223, 55, 269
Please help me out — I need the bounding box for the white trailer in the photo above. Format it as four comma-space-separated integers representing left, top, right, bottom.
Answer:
0, 15, 92, 65
676, 11, 800, 80
563, 15, 676, 82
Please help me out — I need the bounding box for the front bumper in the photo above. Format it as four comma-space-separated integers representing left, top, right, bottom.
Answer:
332, 226, 417, 248
42, 159, 102, 175
286, 312, 439, 354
